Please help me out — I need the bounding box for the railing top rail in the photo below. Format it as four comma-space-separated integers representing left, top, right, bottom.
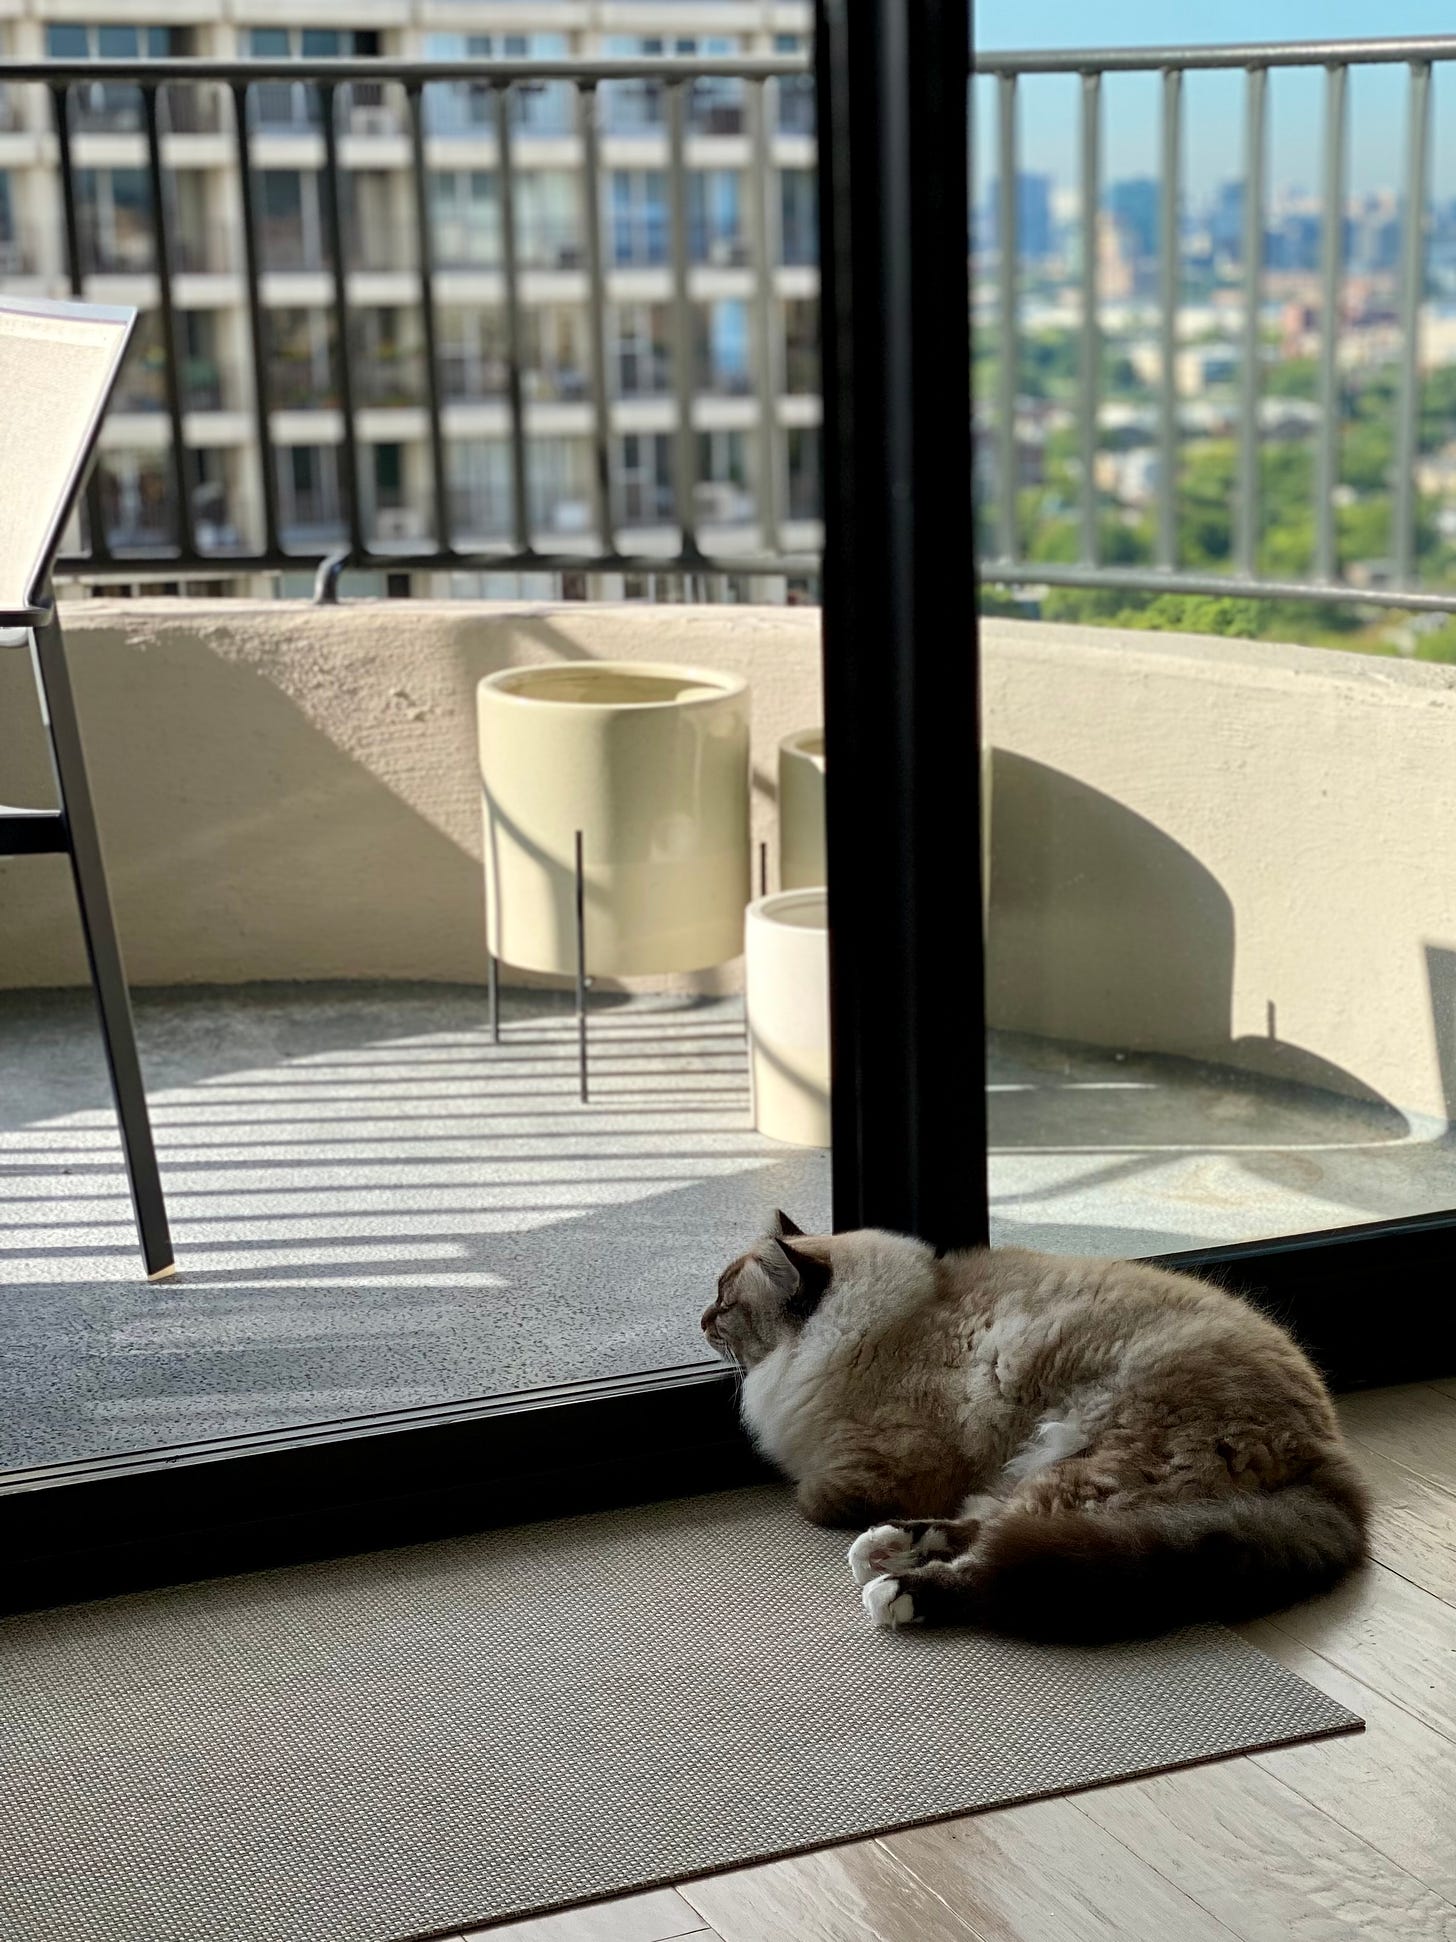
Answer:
0, 54, 808, 86
974, 35, 1456, 75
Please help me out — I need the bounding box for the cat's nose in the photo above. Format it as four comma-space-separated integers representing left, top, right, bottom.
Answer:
700, 1301, 720, 1334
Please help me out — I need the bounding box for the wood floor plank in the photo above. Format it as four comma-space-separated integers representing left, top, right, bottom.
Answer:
1242, 1618, 1456, 1905
1343, 1437, 1456, 1606
1429, 1381, 1456, 1403
885, 1794, 1240, 1942
1075, 1757, 1456, 1939
1269, 1561, 1456, 1746
678, 1843, 987, 1942
1339, 1386, 1456, 1499
477, 1889, 713, 1941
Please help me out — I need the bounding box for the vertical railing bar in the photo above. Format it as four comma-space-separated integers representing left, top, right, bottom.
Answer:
1236, 65, 1267, 579
748, 76, 781, 557
1394, 60, 1432, 589
494, 84, 532, 554
667, 78, 701, 557
232, 82, 281, 557
142, 83, 195, 560
408, 81, 452, 555
52, 84, 110, 564
1078, 70, 1100, 566
577, 79, 617, 554
318, 81, 365, 560
994, 73, 1017, 564
1157, 66, 1182, 572
1315, 62, 1347, 584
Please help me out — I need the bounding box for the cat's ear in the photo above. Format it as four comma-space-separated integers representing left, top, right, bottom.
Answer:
770, 1237, 832, 1324
770, 1208, 805, 1240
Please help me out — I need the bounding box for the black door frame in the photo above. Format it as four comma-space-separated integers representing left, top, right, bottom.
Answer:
4, 0, 1453, 1615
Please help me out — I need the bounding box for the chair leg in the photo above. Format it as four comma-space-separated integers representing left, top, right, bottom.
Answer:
30, 611, 175, 1281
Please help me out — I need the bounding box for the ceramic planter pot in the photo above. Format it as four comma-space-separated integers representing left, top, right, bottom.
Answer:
777, 724, 992, 923
778, 727, 826, 890
745, 887, 830, 1147
478, 661, 751, 977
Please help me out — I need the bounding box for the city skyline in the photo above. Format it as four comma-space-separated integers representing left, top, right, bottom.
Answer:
973, 0, 1456, 203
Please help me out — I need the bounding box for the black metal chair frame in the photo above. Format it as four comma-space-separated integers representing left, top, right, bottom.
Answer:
2, 299, 175, 1281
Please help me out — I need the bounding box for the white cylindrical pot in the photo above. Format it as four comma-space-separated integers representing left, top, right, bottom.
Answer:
746, 888, 830, 1147
478, 662, 750, 977
778, 727, 826, 890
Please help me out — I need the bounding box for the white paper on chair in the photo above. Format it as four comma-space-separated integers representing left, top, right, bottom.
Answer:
0, 298, 135, 617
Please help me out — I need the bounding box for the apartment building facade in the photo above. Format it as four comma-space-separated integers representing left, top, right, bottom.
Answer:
0, 1, 821, 595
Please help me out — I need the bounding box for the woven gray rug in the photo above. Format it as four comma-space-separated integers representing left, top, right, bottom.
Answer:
1, 1486, 1359, 1942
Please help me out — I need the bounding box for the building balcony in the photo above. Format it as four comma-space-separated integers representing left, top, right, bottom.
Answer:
2, 601, 1453, 1465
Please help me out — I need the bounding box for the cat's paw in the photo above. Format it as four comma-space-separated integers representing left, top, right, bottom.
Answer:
847, 1520, 955, 1586
862, 1574, 919, 1629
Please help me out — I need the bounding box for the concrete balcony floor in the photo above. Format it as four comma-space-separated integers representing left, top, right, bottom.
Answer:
2, 982, 1452, 1471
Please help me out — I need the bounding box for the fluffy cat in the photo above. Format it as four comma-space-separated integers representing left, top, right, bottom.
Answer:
703, 1213, 1368, 1639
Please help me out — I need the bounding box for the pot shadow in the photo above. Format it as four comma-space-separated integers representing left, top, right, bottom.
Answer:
986, 751, 1419, 1241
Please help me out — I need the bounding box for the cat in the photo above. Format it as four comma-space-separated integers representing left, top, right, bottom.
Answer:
702, 1213, 1369, 1639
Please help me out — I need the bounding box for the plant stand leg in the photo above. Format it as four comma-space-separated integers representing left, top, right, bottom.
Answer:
574, 828, 589, 1104
487, 949, 500, 1045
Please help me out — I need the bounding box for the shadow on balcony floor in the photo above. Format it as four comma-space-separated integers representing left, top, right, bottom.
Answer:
1, 983, 1453, 1471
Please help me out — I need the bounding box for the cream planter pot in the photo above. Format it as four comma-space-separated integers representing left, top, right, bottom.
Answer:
478, 662, 751, 978
746, 888, 831, 1147
778, 727, 826, 890
778, 723, 993, 923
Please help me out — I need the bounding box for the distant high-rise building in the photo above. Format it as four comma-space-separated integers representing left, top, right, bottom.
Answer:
1211, 180, 1246, 264
1107, 178, 1159, 263
986, 172, 1055, 262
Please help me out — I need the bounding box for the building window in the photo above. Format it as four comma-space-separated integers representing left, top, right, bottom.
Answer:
430, 171, 501, 269
615, 432, 674, 525
787, 425, 822, 522
448, 440, 512, 539
75, 168, 152, 274
515, 171, 582, 270
696, 300, 751, 396
258, 171, 326, 272
780, 170, 818, 267
612, 304, 671, 399
47, 24, 183, 132
609, 171, 668, 268
783, 297, 819, 395
438, 307, 508, 401
695, 429, 753, 525
246, 29, 377, 132
268, 309, 335, 409
776, 37, 815, 136
279, 445, 343, 537
688, 171, 745, 267
424, 35, 571, 137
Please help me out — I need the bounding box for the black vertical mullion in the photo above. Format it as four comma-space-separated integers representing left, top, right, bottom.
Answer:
814, 0, 986, 1249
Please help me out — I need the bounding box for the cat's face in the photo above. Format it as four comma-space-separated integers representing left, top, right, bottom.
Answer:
701, 1210, 833, 1369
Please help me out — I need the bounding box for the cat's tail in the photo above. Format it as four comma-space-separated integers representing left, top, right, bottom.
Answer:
872, 1462, 1369, 1640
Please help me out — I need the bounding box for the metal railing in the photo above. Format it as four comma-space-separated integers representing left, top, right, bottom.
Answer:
0, 53, 816, 592
5, 36, 1455, 609
978, 35, 1456, 613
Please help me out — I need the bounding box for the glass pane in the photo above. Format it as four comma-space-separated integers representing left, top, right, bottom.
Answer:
0, 39, 830, 1477
976, 58, 1456, 1258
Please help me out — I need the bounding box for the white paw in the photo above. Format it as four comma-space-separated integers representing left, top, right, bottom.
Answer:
848, 1524, 918, 1586
862, 1574, 919, 1629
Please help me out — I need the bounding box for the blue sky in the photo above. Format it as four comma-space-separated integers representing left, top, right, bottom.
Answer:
972, 3, 1456, 202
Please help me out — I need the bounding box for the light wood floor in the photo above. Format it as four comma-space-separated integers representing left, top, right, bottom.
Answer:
470, 1382, 1456, 1942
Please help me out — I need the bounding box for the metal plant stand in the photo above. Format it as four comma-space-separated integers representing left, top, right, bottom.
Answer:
485, 828, 593, 1105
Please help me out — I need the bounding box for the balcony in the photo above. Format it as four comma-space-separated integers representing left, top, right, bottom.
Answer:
4, 598, 1456, 1468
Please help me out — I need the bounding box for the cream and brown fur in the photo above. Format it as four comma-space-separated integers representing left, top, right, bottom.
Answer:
702, 1215, 1368, 1639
